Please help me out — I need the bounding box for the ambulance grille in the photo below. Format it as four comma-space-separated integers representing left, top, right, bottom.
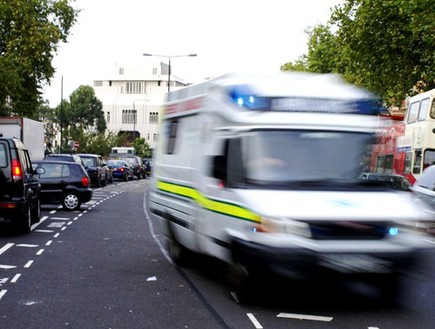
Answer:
308, 221, 388, 240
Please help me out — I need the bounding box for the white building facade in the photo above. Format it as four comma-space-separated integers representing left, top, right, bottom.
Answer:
93, 62, 192, 151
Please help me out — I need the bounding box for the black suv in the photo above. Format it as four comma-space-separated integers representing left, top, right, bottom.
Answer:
79, 153, 108, 187
122, 156, 146, 179
0, 137, 44, 233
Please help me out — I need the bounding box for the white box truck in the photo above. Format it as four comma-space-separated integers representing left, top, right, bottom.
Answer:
0, 117, 45, 161
148, 72, 434, 301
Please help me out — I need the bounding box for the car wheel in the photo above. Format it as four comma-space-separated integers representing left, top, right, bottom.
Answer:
62, 192, 81, 211
30, 197, 41, 224
124, 174, 128, 181
17, 201, 32, 234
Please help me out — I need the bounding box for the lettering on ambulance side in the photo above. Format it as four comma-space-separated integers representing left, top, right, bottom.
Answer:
165, 97, 203, 116
156, 180, 261, 223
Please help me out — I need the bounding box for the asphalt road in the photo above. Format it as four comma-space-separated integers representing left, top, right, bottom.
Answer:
1, 179, 435, 329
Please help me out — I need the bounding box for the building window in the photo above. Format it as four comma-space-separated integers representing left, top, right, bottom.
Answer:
119, 67, 124, 75
94, 81, 103, 87
122, 109, 136, 124
154, 133, 158, 142
106, 111, 110, 123
149, 112, 159, 124
126, 82, 143, 94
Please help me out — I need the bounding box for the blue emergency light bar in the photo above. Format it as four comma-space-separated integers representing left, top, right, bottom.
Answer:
227, 84, 382, 115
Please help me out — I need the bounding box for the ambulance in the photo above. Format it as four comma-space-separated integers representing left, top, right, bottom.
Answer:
148, 71, 434, 300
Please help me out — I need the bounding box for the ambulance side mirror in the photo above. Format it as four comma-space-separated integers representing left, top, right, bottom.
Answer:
211, 155, 227, 184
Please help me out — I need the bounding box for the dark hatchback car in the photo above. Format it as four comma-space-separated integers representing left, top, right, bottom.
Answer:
33, 160, 93, 211
0, 137, 44, 233
122, 156, 146, 179
107, 159, 133, 181
43, 153, 85, 167
358, 172, 411, 191
79, 153, 108, 187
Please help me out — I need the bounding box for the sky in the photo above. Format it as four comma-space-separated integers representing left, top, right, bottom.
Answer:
43, 0, 343, 106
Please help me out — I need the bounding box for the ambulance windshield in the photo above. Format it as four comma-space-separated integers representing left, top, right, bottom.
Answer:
240, 130, 374, 186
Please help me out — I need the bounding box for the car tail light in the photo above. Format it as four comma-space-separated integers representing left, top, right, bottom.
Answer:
11, 159, 23, 181
120, 168, 124, 172
81, 176, 90, 187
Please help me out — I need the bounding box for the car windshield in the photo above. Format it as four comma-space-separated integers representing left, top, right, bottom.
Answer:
82, 157, 96, 167
108, 160, 124, 168
234, 130, 374, 187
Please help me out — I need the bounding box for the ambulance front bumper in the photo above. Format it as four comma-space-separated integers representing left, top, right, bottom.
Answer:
231, 236, 427, 280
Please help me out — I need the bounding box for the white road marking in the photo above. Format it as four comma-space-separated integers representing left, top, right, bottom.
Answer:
16, 244, 38, 248
0, 243, 14, 255
11, 274, 21, 283
277, 312, 333, 322
36, 249, 44, 256
35, 229, 54, 233
0, 265, 16, 269
50, 217, 70, 221
24, 260, 33, 268
0, 289, 7, 301
247, 313, 263, 329
67, 221, 73, 226
48, 222, 65, 228
49, 210, 57, 214
46, 240, 53, 246
53, 233, 60, 238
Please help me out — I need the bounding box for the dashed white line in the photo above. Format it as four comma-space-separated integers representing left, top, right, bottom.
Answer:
35, 229, 55, 233
277, 312, 333, 322
11, 274, 21, 283
16, 244, 38, 248
50, 217, 70, 221
61, 226, 67, 231
0, 289, 7, 301
247, 313, 263, 329
24, 260, 33, 268
0, 265, 16, 269
36, 249, 44, 256
53, 233, 60, 238
67, 221, 73, 226
46, 240, 53, 246
0, 243, 14, 255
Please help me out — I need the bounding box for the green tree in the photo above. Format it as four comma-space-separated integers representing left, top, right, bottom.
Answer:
281, 0, 435, 107
133, 138, 152, 158
56, 85, 106, 144
0, 0, 78, 117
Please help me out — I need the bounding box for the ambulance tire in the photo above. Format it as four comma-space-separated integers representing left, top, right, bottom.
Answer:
226, 262, 254, 304
167, 236, 192, 267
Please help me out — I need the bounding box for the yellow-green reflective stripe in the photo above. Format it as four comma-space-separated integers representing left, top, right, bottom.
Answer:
157, 180, 260, 223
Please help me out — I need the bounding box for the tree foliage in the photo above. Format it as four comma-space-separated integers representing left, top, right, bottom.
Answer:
0, 0, 78, 117
56, 85, 106, 144
133, 137, 152, 158
281, 0, 435, 106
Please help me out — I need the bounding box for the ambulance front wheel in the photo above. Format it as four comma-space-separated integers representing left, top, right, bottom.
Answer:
167, 237, 192, 267
226, 262, 253, 303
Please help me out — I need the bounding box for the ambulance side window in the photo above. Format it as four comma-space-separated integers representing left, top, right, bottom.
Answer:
227, 137, 245, 187
165, 120, 178, 154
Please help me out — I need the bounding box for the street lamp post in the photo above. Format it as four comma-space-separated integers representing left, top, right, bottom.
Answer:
143, 53, 197, 92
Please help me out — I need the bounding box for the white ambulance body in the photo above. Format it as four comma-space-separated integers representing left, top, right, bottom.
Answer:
149, 72, 433, 297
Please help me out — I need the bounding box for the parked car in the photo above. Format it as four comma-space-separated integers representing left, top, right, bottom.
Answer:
107, 159, 134, 181
102, 160, 114, 183
33, 160, 93, 211
143, 158, 152, 177
121, 156, 146, 179
410, 165, 435, 235
358, 172, 411, 191
0, 137, 45, 233
79, 153, 108, 187
43, 153, 85, 167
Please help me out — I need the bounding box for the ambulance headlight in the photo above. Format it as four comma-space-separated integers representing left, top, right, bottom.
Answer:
253, 217, 311, 238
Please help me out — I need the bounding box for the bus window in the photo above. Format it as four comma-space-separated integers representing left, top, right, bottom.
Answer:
418, 98, 430, 121
413, 149, 422, 174
404, 152, 412, 174
423, 149, 435, 167
384, 154, 393, 173
430, 99, 435, 119
407, 102, 419, 124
